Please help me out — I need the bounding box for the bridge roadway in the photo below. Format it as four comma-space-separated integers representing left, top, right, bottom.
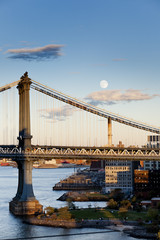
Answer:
0, 145, 160, 161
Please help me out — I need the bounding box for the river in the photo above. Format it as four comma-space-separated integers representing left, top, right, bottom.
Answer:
0, 167, 145, 240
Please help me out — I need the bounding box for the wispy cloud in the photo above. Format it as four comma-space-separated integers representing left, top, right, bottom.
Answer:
6, 44, 64, 61
112, 58, 127, 61
85, 89, 159, 106
40, 105, 74, 121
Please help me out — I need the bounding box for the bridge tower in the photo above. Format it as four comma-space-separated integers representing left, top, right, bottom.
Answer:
9, 72, 43, 215
108, 117, 112, 146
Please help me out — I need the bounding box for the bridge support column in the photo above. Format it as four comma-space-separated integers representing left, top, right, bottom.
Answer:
108, 117, 112, 146
10, 72, 42, 215
9, 158, 43, 215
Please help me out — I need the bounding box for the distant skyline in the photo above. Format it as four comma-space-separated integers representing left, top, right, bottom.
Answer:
0, 0, 160, 146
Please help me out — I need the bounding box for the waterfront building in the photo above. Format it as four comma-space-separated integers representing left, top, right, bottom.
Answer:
105, 160, 134, 194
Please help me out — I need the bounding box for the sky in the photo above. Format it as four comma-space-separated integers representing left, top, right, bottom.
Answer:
0, 0, 160, 146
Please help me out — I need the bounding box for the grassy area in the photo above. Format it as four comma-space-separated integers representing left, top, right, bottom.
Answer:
64, 191, 109, 201
86, 192, 109, 201
71, 208, 147, 221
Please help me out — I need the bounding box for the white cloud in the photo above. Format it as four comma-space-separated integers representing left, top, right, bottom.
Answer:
85, 89, 159, 106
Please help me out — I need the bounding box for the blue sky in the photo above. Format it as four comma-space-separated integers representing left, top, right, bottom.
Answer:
0, 0, 160, 132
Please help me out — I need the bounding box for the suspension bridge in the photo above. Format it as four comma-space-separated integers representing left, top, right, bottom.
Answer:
0, 72, 160, 215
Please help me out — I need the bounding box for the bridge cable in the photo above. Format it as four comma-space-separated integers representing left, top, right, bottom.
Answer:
31, 79, 160, 134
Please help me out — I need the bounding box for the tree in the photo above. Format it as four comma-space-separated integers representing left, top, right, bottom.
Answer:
57, 207, 73, 220
157, 230, 160, 239
109, 189, 124, 201
120, 200, 131, 209
147, 208, 159, 221
44, 206, 55, 215
107, 199, 118, 209
131, 196, 136, 204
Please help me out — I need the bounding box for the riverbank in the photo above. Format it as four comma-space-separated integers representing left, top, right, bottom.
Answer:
24, 216, 137, 229
24, 205, 159, 239
24, 217, 157, 239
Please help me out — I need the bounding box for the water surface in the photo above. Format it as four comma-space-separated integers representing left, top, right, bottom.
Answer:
0, 167, 145, 240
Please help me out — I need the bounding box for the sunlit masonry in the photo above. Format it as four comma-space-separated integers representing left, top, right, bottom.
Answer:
0, 72, 160, 215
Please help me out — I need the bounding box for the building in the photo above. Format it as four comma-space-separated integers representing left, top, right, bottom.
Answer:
90, 160, 105, 171
144, 161, 160, 170
105, 160, 134, 194
134, 169, 149, 193
134, 169, 160, 197
105, 141, 139, 194
143, 135, 160, 170
147, 135, 160, 148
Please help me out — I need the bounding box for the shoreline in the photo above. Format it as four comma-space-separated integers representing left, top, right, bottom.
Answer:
24, 217, 157, 239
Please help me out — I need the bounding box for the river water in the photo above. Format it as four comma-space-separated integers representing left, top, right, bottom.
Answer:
0, 167, 145, 240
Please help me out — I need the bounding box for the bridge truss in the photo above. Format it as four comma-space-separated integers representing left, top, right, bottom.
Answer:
1, 145, 160, 161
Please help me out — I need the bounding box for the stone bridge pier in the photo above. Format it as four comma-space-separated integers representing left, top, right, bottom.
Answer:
9, 72, 42, 215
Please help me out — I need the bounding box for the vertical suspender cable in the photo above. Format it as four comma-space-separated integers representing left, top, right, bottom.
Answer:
86, 111, 88, 146
52, 94, 54, 146
45, 92, 47, 145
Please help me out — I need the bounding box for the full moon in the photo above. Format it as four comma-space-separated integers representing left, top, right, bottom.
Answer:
100, 80, 108, 88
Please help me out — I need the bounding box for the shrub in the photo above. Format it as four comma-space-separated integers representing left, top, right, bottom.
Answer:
147, 208, 159, 221
44, 206, 55, 215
